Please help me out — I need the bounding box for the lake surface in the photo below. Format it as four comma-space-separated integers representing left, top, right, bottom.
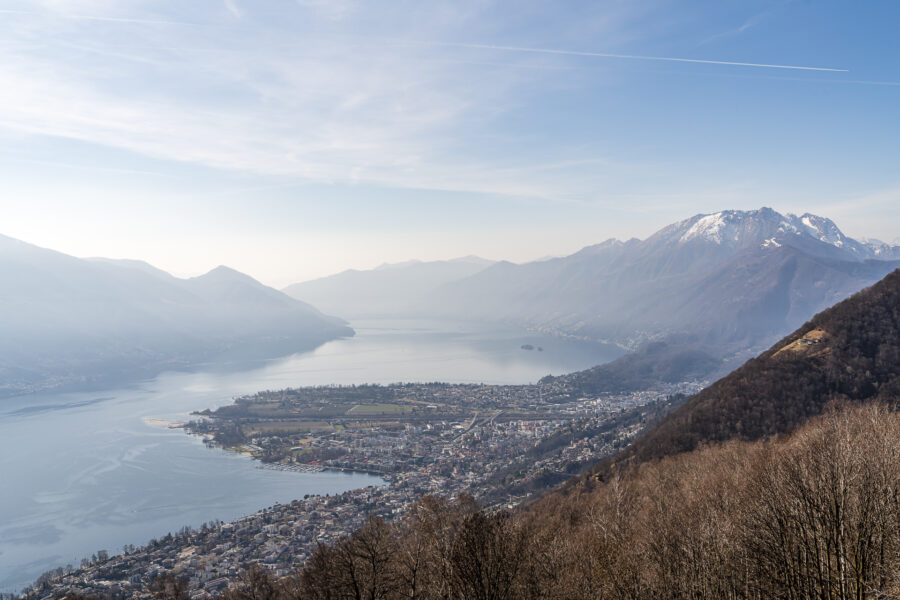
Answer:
0, 319, 620, 592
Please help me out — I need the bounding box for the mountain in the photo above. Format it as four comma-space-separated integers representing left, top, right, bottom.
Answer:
282, 256, 494, 319
0, 235, 352, 397
423, 208, 900, 366
541, 337, 722, 395
505, 268, 900, 598
127, 266, 900, 600
605, 267, 900, 468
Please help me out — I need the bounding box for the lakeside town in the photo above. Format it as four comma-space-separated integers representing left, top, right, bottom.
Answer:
23, 379, 702, 599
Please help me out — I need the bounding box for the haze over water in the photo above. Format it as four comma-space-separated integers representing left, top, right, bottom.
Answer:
0, 319, 620, 592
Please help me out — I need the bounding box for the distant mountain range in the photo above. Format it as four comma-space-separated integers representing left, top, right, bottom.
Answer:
283, 256, 494, 319
284, 208, 900, 384
6, 207, 898, 396
422, 208, 900, 374
0, 235, 351, 397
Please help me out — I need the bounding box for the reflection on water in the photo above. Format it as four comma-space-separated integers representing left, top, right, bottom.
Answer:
0, 319, 620, 591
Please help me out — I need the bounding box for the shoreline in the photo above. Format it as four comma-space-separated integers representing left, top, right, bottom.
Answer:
142, 417, 186, 429
254, 462, 389, 478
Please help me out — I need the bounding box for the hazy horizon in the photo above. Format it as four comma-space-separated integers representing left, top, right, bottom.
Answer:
1, 1, 899, 287
4, 205, 898, 289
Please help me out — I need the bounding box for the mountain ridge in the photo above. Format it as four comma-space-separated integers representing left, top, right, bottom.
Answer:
0, 235, 352, 397
423, 208, 900, 363
283, 256, 496, 319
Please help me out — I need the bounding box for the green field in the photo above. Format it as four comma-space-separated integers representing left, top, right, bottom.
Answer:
347, 403, 412, 415
243, 420, 333, 435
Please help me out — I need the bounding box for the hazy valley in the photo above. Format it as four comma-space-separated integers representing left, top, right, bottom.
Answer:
5, 4, 899, 597
7, 207, 900, 599
286, 208, 900, 386
0, 235, 351, 397
19, 242, 900, 600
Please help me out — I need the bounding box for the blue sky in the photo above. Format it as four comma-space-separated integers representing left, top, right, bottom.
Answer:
1, 0, 898, 286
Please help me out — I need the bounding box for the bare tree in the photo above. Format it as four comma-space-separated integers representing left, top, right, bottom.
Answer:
448, 511, 527, 600
150, 573, 190, 600
300, 517, 398, 600
223, 564, 279, 600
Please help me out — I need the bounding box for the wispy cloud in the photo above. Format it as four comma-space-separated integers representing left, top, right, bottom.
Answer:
223, 0, 241, 19
295, 0, 356, 21
701, 11, 770, 45
0, 8, 197, 27
0, 1, 623, 201
0, 23, 466, 192
0, 150, 169, 177
0, 0, 870, 211
410, 41, 848, 72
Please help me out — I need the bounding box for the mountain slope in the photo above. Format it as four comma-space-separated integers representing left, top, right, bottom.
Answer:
0, 235, 351, 396
609, 267, 900, 467
542, 339, 722, 395
282, 256, 493, 319
424, 208, 900, 361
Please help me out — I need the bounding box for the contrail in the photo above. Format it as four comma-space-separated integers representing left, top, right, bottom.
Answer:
421, 41, 848, 73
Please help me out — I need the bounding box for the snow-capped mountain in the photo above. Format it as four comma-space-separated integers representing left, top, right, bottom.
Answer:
656, 207, 898, 260
673, 207, 797, 246
417, 208, 900, 373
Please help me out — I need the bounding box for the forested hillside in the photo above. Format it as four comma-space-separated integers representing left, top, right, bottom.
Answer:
611, 267, 900, 466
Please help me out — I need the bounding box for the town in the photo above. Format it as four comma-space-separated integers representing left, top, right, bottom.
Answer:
24, 380, 702, 599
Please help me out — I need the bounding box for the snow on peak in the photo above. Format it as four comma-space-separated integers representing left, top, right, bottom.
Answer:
679, 213, 730, 244
860, 237, 900, 259
667, 207, 895, 261
792, 213, 850, 249
678, 208, 794, 245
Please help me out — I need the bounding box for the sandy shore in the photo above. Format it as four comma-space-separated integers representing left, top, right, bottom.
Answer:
142, 417, 186, 429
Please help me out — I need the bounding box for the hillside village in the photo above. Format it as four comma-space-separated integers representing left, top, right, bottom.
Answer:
23, 382, 698, 599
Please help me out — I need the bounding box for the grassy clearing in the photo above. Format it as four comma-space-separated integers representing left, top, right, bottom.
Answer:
347, 403, 412, 415
242, 420, 333, 435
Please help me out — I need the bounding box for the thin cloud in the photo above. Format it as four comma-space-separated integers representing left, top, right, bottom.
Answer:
60, 14, 198, 26
0, 23, 567, 201
701, 11, 770, 45
639, 67, 900, 88
0, 8, 198, 27
0, 152, 169, 177
224, 0, 242, 19
412, 41, 848, 72
295, 0, 355, 20
838, 79, 900, 87
0, 1, 877, 209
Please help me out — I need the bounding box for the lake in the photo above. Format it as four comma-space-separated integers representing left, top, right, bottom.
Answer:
0, 319, 620, 592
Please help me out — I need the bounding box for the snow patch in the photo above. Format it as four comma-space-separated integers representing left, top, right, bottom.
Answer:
679, 213, 730, 244
674, 207, 895, 261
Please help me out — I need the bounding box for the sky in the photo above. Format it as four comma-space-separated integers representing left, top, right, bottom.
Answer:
1, 0, 899, 287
